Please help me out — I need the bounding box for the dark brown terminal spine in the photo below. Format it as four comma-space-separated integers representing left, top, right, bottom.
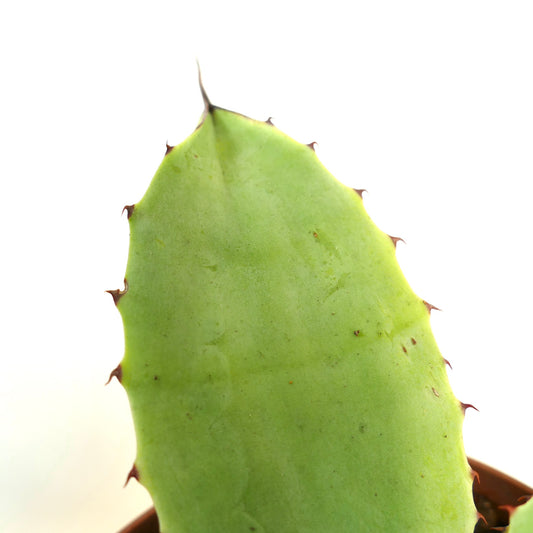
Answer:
198, 61, 215, 115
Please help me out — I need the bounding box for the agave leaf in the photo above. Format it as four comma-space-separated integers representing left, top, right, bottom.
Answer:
114, 101, 476, 532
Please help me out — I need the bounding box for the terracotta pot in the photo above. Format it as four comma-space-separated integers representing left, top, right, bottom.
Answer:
469, 458, 533, 531
118, 458, 533, 533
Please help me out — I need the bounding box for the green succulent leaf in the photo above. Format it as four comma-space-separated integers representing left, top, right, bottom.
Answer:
114, 98, 477, 532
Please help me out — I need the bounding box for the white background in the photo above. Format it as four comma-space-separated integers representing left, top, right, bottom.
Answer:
1, 1, 532, 531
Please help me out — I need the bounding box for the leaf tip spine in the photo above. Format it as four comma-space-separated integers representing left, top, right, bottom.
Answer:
197, 61, 215, 115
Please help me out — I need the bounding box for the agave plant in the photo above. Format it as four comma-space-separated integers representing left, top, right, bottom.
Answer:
107, 76, 532, 532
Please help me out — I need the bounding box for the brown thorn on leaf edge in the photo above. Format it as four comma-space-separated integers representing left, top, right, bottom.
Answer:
124, 464, 140, 487
443, 357, 453, 370
122, 205, 135, 219
388, 235, 405, 248
265, 117, 275, 126
306, 141, 318, 151
353, 188, 367, 199
423, 300, 441, 314
165, 142, 174, 156
460, 402, 479, 414
106, 279, 129, 306
105, 364, 122, 385
476, 511, 488, 526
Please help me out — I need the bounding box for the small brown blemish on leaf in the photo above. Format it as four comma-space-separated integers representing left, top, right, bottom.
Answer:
313, 231, 319, 239
106, 279, 129, 306
124, 464, 140, 486
154, 375, 159, 381
122, 204, 135, 219
353, 330, 360, 336
306, 141, 318, 151
432, 387, 440, 397
105, 364, 122, 385
289, 381, 293, 385
165, 143, 174, 156
410, 337, 417, 345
